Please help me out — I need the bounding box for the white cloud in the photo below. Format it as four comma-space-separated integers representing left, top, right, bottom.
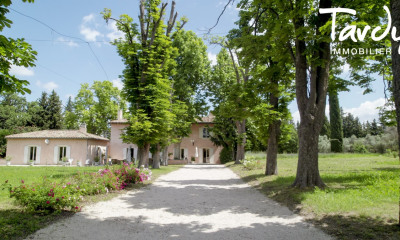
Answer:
292, 110, 300, 124
10, 65, 34, 76
208, 52, 217, 65
36, 80, 59, 92
57, 37, 79, 47
343, 98, 385, 123
106, 22, 124, 41
112, 78, 123, 90
82, 14, 95, 24
80, 14, 103, 42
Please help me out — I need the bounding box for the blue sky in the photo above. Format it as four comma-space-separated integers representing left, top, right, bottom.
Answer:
4, 0, 387, 123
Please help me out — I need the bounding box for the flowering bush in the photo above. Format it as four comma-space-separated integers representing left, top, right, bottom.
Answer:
1, 163, 152, 214
240, 156, 263, 170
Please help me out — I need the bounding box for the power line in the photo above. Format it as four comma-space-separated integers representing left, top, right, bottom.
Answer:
9, 7, 110, 81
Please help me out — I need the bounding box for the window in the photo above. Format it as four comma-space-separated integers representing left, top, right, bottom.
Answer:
203, 127, 210, 138
59, 146, 67, 161
180, 149, 185, 159
29, 146, 37, 161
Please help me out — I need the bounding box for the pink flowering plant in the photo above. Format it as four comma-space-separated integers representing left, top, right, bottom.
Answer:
1, 163, 152, 214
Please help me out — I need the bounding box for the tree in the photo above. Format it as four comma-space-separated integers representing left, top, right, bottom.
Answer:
0, 0, 37, 95
47, 90, 63, 129
63, 96, 78, 129
74, 81, 123, 137
36, 92, 50, 129
329, 90, 343, 152
103, 0, 185, 167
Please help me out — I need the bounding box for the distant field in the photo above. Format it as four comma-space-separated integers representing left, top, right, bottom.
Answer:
228, 153, 400, 240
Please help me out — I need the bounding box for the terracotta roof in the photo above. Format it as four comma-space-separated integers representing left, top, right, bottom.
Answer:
110, 119, 129, 124
197, 113, 215, 123
6, 130, 109, 141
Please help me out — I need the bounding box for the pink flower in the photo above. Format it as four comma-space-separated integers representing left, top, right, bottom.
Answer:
56, 198, 60, 201
75, 206, 79, 209
46, 201, 50, 204
62, 196, 64, 199
32, 189, 35, 191
21, 180, 24, 184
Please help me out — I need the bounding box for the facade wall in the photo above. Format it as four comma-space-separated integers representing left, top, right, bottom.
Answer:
109, 123, 138, 161
5, 138, 88, 165
167, 123, 221, 164
86, 139, 109, 165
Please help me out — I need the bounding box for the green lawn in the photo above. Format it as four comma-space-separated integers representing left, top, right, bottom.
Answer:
228, 153, 400, 240
0, 164, 182, 240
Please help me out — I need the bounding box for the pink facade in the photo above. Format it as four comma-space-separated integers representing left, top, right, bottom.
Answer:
167, 122, 221, 164
5, 138, 108, 166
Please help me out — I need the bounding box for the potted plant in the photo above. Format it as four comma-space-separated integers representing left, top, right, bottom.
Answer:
168, 152, 173, 160
191, 156, 195, 164
5, 156, 11, 166
94, 156, 100, 166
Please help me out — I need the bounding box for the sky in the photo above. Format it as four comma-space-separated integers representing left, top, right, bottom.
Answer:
3, 0, 388, 123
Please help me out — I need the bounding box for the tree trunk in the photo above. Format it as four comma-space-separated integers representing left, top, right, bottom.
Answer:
152, 143, 161, 169
161, 146, 168, 166
390, 0, 400, 226
292, 0, 331, 188
266, 91, 281, 175
266, 120, 281, 175
235, 119, 246, 164
137, 143, 150, 168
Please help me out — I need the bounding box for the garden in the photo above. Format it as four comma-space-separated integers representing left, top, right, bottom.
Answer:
0, 164, 181, 240
230, 152, 400, 240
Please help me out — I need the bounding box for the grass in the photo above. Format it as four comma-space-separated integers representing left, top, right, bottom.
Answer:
228, 153, 400, 240
0, 164, 182, 240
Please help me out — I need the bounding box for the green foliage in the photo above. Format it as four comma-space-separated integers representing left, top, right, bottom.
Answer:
219, 147, 234, 164
73, 81, 123, 137
342, 128, 398, 154
104, 1, 190, 150
319, 135, 331, 153
0, 0, 37, 95
1, 163, 151, 214
240, 156, 263, 170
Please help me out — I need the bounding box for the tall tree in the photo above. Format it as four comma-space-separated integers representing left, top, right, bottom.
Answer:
0, 0, 37, 95
74, 81, 123, 137
103, 0, 185, 167
329, 90, 343, 152
47, 90, 63, 129
36, 92, 50, 129
63, 96, 78, 129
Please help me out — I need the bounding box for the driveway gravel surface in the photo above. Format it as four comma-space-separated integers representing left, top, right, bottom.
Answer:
27, 165, 332, 240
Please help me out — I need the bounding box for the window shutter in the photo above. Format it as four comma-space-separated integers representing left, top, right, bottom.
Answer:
66, 146, 71, 159
199, 127, 203, 138
198, 148, 203, 163
210, 148, 214, 164
54, 146, 58, 164
36, 146, 41, 164
24, 146, 28, 164
123, 148, 127, 160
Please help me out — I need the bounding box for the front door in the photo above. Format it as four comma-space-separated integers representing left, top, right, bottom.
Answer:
203, 148, 210, 163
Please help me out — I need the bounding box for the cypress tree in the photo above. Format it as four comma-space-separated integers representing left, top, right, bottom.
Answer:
329, 90, 343, 152
47, 90, 63, 129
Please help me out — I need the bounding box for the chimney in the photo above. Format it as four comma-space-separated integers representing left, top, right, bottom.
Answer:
118, 109, 123, 120
79, 123, 87, 133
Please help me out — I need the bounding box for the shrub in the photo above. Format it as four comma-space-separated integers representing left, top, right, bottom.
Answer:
353, 142, 368, 153
1, 163, 152, 214
219, 147, 234, 164
318, 135, 331, 153
240, 156, 262, 170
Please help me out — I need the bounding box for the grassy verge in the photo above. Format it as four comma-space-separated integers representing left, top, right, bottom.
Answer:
228, 153, 400, 240
0, 165, 182, 240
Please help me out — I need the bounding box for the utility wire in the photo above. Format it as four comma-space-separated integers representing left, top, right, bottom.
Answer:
9, 7, 110, 81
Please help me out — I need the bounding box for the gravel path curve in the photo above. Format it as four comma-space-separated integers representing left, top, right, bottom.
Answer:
27, 165, 332, 240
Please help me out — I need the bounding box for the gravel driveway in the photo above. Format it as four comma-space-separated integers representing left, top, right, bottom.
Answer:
27, 165, 332, 240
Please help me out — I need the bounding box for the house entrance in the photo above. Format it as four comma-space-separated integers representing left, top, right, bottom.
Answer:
203, 148, 210, 163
